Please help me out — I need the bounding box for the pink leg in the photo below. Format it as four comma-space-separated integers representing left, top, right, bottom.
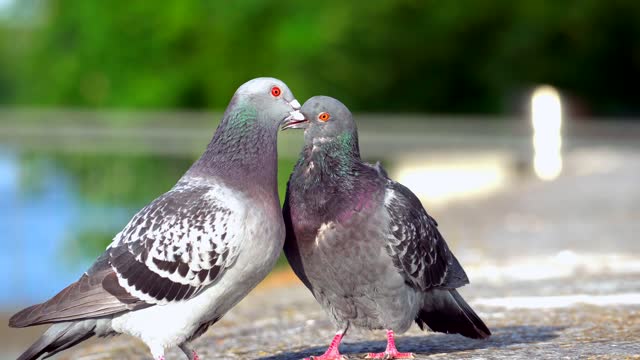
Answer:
365, 330, 414, 359
304, 331, 347, 360
179, 344, 199, 360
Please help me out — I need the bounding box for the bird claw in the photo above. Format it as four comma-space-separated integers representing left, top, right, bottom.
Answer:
304, 355, 347, 360
365, 352, 414, 359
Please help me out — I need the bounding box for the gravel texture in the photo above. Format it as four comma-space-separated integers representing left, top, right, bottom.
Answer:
58, 282, 640, 359
5, 146, 640, 359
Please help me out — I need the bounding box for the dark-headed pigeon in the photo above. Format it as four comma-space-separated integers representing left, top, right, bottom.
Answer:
9, 77, 305, 360
282, 96, 490, 359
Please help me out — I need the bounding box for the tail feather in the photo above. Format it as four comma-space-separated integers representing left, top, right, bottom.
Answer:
17, 321, 96, 360
416, 289, 491, 339
10, 303, 41, 328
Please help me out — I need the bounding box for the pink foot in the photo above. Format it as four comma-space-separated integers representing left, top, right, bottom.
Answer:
193, 350, 200, 360
365, 350, 414, 359
365, 330, 414, 359
304, 355, 346, 360
304, 332, 347, 360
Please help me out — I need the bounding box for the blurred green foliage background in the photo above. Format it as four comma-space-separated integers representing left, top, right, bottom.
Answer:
0, 0, 639, 115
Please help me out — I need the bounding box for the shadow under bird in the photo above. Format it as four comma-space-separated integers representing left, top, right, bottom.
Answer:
282, 96, 491, 359
9, 77, 305, 360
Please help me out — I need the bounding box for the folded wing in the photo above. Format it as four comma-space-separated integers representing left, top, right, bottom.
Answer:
383, 181, 469, 291
10, 181, 246, 327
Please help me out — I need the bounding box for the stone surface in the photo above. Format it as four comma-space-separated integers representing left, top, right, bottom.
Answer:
58, 282, 640, 360
5, 145, 640, 359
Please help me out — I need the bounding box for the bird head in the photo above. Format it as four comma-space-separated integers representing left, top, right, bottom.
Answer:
233, 77, 304, 129
284, 95, 356, 141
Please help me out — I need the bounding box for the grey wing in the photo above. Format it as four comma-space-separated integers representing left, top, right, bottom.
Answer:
9, 252, 149, 327
107, 182, 246, 304
10, 182, 246, 327
383, 181, 469, 291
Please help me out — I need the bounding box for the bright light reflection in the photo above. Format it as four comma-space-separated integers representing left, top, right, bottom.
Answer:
531, 85, 563, 180
465, 250, 640, 284
394, 156, 508, 206
474, 293, 640, 310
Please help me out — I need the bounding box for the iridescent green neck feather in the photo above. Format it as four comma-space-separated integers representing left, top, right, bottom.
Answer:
295, 131, 362, 191
328, 132, 360, 176
189, 99, 279, 191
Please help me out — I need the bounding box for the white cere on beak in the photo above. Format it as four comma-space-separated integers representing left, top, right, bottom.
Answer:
288, 110, 305, 120
289, 99, 301, 110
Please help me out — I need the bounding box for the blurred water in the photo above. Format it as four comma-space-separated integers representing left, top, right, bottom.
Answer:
0, 148, 148, 306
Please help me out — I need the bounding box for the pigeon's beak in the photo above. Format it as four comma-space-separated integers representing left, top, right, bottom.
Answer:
281, 99, 308, 131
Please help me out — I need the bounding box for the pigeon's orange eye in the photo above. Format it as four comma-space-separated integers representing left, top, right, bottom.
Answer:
318, 112, 331, 122
271, 86, 282, 97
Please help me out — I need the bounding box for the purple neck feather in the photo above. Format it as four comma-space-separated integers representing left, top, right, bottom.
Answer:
289, 137, 383, 223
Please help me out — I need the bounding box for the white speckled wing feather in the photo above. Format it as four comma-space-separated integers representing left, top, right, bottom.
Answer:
107, 179, 247, 305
